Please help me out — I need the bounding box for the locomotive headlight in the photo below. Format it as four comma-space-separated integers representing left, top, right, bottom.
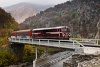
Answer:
62, 33, 66, 37
62, 33, 65, 36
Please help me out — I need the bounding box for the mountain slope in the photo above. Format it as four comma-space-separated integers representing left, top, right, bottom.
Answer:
0, 7, 20, 30
4, 3, 54, 23
0, 7, 21, 46
22, 0, 100, 38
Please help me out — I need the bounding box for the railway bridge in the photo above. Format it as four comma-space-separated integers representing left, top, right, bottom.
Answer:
8, 38, 100, 67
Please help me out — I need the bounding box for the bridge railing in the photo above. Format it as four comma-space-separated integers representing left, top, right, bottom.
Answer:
81, 39, 100, 45
70, 38, 100, 45
9, 38, 85, 49
38, 39, 84, 48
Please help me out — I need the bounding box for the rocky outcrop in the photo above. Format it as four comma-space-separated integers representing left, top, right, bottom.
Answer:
95, 20, 100, 39
76, 0, 100, 38
63, 54, 100, 67
78, 58, 100, 67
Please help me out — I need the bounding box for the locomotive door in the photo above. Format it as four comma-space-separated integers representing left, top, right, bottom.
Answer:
43, 30, 49, 38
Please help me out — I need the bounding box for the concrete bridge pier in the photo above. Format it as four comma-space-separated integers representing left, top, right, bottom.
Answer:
33, 46, 49, 67
9, 43, 24, 62
33, 46, 38, 67
35, 46, 38, 60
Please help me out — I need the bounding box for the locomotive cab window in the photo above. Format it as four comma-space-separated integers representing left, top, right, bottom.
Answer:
61, 28, 66, 31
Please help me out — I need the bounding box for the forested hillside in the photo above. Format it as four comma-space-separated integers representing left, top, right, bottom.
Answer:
0, 7, 21, 46
22, 0, 100, 38
0, 7, 22, 66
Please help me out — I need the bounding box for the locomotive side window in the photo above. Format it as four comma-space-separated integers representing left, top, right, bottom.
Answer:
57, 29, 60, 32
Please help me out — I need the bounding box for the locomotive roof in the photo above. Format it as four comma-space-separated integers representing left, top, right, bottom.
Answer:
33, 26, 68, 31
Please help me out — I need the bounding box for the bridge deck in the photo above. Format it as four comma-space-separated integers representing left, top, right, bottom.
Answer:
9, 38, 83, 49
9, 38, 100, 55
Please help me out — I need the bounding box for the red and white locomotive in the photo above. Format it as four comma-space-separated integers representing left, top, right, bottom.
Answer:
11, 26, 70, 39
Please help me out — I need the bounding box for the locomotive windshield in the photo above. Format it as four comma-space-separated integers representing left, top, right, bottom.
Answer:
61, 28, 67, 32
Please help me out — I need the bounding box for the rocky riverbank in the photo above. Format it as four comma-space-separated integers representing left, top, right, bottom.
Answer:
63, 54, 100, 67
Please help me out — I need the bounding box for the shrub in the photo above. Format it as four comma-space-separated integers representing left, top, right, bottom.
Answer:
0, 48, 18, 66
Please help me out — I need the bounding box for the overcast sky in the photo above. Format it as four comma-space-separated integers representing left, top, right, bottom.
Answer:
0, 0, 70, 7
